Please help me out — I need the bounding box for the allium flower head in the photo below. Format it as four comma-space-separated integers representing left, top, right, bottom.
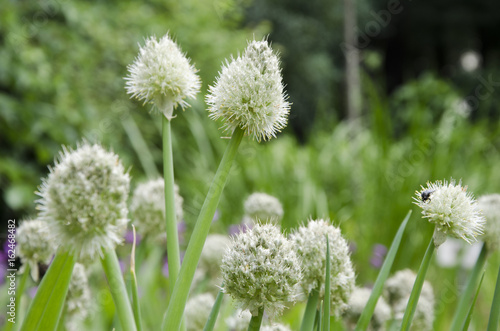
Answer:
65, 263, 91, 331
17, 219, 55, 281
385, 269, 435, 331
477, 194, 500, 251
199, 234, 231, 277
221, 223, 301, 318
206, 39, 290, 141
344, 287, 391, 331
130, 178, 183, 242
244, 192, 284, 223
261, 323, 292, 331
289, 219, 355, 316
414, 180, 485, 245
37, 142, 130, 261
125, 33, 201, 118
185, 293, 215, 331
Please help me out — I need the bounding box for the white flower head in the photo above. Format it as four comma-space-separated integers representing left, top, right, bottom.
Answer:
221, 223, 301, 318
244, 192, 284, 223
130, 178, 183, 242
225, 309, 252, 331
185, 293, 215, 331
65, 263, 91, 331
125, 33, 201, 118
289, 219, 355, 316
384, 269, 435, 331
206, 39, 290, 141
17, 219, 56, 281
199, 234, 231, 278
261, 323, 292, 331
344, 287, 391, 331
37, 142, 130, 261
414, 180, 485, 246
477, 194, 500, 251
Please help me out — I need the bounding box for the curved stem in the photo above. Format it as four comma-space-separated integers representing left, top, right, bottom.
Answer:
247, 308, 264, 331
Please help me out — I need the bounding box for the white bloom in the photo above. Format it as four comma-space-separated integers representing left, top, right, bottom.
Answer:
414, 180, 485, 245
244, 193, 284, 223
125, 33, 200, 118
261, 323, 292, 331
130, 178, 183, 242
185, 293, 215, 331
207, 39, 290, 141
221, 223, 301, 318
289, 219, 355, 316
225, 309, 252, 331
344, 287, 391, 331
65, 263, 91, 331
37, 142, 130, 261
199, 234, 231, 278
477, 194, 500, 251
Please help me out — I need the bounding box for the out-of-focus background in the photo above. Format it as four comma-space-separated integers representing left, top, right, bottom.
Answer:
1, 0, 499, 329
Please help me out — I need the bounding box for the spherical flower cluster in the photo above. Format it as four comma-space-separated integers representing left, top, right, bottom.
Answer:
185, 293, 215, 331
65, 263, 91, 331
289, 219, 355, 316
261, 323, 292, 331
130, 178, 183, 242
206, 39, 290, 141
17, 219, 55, 281
125, 33, 201, 118
384, 269, 435, 331
414, 180, 485, 246
244, 192, 284, 223
37, 142, 130, 261
225, 309, 252, 331
221, 223, 301, 318
344, 287, 391, 331
199, 234, 231, 278
477, 194, 500, 251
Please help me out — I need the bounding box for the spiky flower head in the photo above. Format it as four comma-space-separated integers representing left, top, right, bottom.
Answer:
261, 323, 292, 331
65, 263, 91, 331
226, 309, 252, 331
17, 219, 55, 281
414, 179, 485, 246
244, 192, 284, 223
221, 223, 301, 318
289, 219, 355, 316
344, 287, 391, 331
384, 269, 435, 331
125, 33, 201, 119
185, 293, 215, 331
477, 194, 500, 251
37, 142, 130, 261
130, 178, 183, 242
206, 39, 290, 141
199, 234, 231, 278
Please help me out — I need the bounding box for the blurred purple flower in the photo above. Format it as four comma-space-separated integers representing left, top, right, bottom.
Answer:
29, 286, 38, 298
370, 244, 387, 269
0, 266, 5, 285
125, 230, 142, 245
228, 223, 252, 236
162, 257, 169, 278
178, 221, 187, 245
212, 209, 220, 222
348, 241, 357, 254
119, 259, 127, 274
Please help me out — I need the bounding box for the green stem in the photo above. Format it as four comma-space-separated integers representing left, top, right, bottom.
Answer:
5, 265, 30, 331
450, 242, 487, 330
247, 308, 264, 331
101, 246, 137, 331
322, 236, 330, 331
163, 115, 181, 291
203, 284, 225, 331
400, 237, 435, 331
162, 127, 244, 331
301, 290, 320, 331
487, 264, 500, 331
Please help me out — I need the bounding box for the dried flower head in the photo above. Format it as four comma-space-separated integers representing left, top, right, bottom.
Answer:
185, 293, 215, 331
344, 287, 391, 331
385, 269, 435, 331
244, 192, 284, 223
37, 142, 130, 261
289, 219, 355, 316
221, 223, 301, 318
130, 178, 183, 242
207, 39, 290, 141
414, 180, 485, 246
199, 234, 231, 278
125, 33, 200, 118
477, 194, 500, 251
17, 219, 55, 281
65, 263, 91, 331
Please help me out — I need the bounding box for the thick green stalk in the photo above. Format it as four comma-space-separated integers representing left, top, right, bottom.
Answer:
203, 285, 225, 331
162, 127, 244, 331
322, 236, 331, 331
101, 246, 137, 331
6, 264, 30, 331
462, 272, 485, 331
355, 210, 412, 331
450, 242, 487, 330
400, 238, 435, 331
487, 264, 500, 331
163, 115, 181, 291
247, 307, 264, 331
301, 290, 320, 331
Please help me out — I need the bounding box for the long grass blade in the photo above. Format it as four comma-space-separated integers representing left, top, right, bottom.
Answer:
487, 264, 500, 331
462, 271, 485, 331
203, 285, 225, 331
301, 289, 320, 331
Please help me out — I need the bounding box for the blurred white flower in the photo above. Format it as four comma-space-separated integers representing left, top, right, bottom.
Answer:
261, 323, 292, 331
225, 309, 252, 331
344, 287, 391, 331
477, 194, 500, 251
460, 50, 481, 72
65, 263, 91, 331
185, 293, 215, 331
244, 192, 284, 224
199, 233, 231, 278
